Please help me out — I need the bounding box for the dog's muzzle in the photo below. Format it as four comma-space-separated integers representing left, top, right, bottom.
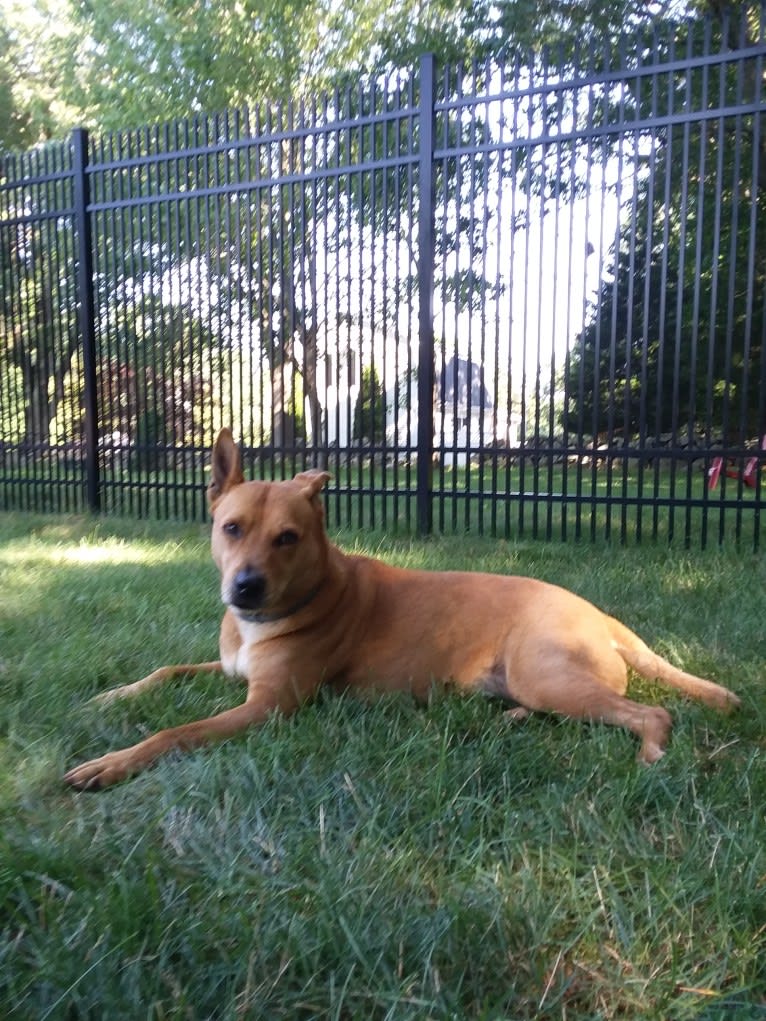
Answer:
229, 567, 267, 611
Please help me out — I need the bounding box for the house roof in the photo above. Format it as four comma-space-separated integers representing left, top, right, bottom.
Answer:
439, 356, 494, 410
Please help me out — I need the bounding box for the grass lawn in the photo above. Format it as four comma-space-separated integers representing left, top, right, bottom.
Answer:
0, 512, 764, 1019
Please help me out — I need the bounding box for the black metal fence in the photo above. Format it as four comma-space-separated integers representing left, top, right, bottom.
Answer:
1, 10, 764, 546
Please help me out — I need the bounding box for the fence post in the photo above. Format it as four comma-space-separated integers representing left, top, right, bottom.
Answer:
416, 53, 436, 535
71, 127, 101, 512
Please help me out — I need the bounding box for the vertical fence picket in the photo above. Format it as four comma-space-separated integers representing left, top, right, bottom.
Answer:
416, 53, 437, 536
72, 128, 100, 512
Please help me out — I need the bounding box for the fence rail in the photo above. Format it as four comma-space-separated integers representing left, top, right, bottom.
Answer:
1, 10, 765, 546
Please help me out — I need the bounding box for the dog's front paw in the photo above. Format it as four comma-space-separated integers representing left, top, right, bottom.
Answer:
63, 751, 133, 791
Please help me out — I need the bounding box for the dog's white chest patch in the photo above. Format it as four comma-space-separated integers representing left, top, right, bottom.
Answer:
222, 618, 271, 678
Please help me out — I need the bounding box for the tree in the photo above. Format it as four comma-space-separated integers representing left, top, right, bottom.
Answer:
0, 18, 25, 150
564, 5, 765, 443
56, 0, 328, 130
97, 296, 225, 465
0, 147, 81, 452
353, 365, 387, 444
0, 1, 80, 150
38, 0, 683, 132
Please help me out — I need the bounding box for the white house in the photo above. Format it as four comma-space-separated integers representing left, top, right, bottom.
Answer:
302, 336, 519, 463
384, 355, 520, 465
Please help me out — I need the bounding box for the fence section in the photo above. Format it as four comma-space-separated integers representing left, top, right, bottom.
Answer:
0, 140, 83, 513
1, 12, 765, 546
79, 68, 427, 527
428, 14, 765, 544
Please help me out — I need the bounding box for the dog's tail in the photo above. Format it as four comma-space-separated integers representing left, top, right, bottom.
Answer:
606, 617, 740, 711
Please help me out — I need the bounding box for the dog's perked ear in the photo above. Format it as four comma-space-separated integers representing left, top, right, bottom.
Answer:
293, 469, 331, 505
207, 429, 245, 509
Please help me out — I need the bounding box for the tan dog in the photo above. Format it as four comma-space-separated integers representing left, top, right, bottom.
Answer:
64, 429, 740, 790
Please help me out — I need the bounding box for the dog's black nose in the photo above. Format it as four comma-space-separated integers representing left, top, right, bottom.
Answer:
231, 568, 267, 609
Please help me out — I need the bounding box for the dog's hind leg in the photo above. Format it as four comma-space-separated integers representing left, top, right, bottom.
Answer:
501, 637, 673, 762
565, 678, 673, 763
511, 668, 673, 763
89, 661, 224, 706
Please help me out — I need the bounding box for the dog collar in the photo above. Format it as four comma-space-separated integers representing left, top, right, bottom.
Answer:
237, 581, 324, 624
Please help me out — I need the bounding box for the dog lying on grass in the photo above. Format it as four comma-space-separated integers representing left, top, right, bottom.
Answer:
64, 429, 740, 790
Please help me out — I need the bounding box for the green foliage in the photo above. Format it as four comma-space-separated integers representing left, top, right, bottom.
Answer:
0, 152, 81, 447
563, 11, 765, 441
3, 0, 702, 146
0, 0, 81, 149
0, 516, 764, 1017
0, 18, 25, 150
352, 365, 387, 443
57, 0, 328, 129
99, 296, 224, 451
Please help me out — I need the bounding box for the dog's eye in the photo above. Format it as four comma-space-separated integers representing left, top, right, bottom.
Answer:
222, 521, 242, 539
274, 529, 299, 548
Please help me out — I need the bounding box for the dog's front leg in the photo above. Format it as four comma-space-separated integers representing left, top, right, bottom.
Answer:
89, 661, 225, 706
64, 694, 284, 791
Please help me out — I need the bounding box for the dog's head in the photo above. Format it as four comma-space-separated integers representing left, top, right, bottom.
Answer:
207, 429, 331, 622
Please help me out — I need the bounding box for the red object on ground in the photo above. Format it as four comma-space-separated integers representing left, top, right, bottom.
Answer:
707, 435, 765, 490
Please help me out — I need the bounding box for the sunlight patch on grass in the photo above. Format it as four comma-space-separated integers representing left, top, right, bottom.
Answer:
0, 541, 167, 568
0, 538, 197, 569
55, 542, 164, 566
